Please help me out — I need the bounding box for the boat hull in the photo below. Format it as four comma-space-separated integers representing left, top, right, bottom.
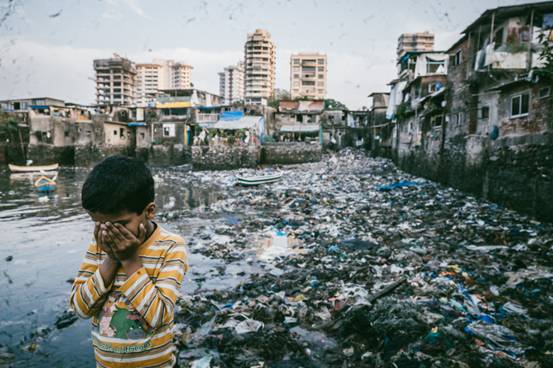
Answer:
9, 163, 59, 173
236, 173, 282, 186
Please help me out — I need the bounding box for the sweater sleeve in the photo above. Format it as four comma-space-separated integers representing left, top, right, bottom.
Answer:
118, 242, 188, 329
69, 243, 112, 319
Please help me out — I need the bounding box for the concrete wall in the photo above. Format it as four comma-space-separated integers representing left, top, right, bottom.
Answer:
191, 145, 260, 171
261, 142, 322, 164
104, 122, 131, 146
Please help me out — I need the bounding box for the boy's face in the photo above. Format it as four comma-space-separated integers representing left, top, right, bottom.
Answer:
89, 210, 145, 239
88, 203, 156, 242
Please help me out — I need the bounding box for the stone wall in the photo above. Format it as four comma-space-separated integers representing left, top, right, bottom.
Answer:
261, 142, 322, 165
149, 144, 191, 166
191, 145, 260, 171
27, 144, 75, 165
395, 132, 553, 222
74, 144, 105, 166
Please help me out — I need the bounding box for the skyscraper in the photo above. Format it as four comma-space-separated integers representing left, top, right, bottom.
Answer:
244, 29, 276, 105
290, 53, 327, 100
218, 61, 244, 105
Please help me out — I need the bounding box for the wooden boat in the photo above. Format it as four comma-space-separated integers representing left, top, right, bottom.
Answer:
34, 175, 57, 192
9, 163, 59, 173
236, 173, 283, 186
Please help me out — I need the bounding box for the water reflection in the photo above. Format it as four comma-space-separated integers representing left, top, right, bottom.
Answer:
0, 165, 218, 367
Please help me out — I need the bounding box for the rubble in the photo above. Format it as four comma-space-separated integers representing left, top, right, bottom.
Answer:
161, 148, 553, 367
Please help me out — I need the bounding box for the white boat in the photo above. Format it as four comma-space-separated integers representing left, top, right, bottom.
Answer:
236, 173, 283, 186
8, 163, 59, 173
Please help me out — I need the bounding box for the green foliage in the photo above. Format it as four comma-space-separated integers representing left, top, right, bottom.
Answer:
534, 31, 553, 80
268, 98, 280, 109
395, 102, 412, 121
0, 113, 21, 142
324, 99, 347, 110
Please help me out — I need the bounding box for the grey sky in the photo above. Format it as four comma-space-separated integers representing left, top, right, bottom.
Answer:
0, 0, 542, 108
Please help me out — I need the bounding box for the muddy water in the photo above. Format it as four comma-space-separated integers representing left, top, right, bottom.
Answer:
0, 167, 223, 367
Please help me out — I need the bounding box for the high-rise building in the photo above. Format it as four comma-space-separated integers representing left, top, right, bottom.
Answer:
135, 59, 193, 106
397, 32, 434, 59
290, 53, 327, 100
93, 55, 136, 106
218, 61, 244, 105
244, 29, 276, 105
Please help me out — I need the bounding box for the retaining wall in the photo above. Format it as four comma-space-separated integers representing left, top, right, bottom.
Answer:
261, 142, 322, 165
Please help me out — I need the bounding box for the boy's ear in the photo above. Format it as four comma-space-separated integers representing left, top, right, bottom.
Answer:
144, 202, 156, 220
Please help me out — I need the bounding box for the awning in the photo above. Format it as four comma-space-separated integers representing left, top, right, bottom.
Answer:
280, 124, 320, 133
156, 101, 191, 109
211, 116, 263, 130
128, 122, 147, 127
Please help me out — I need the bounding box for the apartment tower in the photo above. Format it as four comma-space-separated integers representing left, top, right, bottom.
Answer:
135, 59, 193, 106
397, 32, 435, 59
244, 29, 276, 105
290, 53, 327, 100
218, 61, 245, 105
93, 55, 136, 106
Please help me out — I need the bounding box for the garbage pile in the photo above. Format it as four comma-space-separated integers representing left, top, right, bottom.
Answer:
161, 149, 553, 368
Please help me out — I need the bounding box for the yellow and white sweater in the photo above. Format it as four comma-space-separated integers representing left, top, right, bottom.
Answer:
70, 225, 188, 368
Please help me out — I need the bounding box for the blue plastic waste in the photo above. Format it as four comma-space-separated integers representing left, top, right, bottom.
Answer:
378, 180, 420, 192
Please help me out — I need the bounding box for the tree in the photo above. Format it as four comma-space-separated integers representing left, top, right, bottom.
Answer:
324, 99, 348, 110
534, 30, 553, 80
268, 89, 290, 109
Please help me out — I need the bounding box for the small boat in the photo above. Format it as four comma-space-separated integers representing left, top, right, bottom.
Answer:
34, 175, 57, 193
236, 173, 283, 186
9, 163, 59, 173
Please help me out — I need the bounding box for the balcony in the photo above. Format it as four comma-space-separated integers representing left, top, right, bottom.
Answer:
196, 113, 219, 123
474, 42, 543, 70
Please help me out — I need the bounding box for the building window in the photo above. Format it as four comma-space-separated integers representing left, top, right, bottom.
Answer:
450, 113, 458, 125
163, 123, 176, 137
510, 92, 530, 118
427, 61, 445, 74
113, 130, 117, 136
454, 50, 462, 66
539, 87, 550, 99
431, 115, 443, 127
480, 106, 490, 119
493, 28, 504, 49
317, 59, 325, 64
457, 112, 465, 125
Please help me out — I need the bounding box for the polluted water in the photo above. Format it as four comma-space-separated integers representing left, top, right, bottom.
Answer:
1, 149, 553, 367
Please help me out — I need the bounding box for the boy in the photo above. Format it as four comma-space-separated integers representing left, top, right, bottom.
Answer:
70, 155, 188, 367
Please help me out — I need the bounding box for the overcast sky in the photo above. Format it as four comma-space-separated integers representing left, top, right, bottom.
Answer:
0, 0, 542, 109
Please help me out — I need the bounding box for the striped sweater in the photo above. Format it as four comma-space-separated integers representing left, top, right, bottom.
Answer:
69, 224, 188, 368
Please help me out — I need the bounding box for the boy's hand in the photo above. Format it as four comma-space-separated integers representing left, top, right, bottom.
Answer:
103, 222, 147, 261
95, 222, 118, 260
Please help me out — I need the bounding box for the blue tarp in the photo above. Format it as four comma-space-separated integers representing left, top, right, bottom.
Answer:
220, 111, 244, 121
128, 122, 147, 127
378, 180, 420, 192
30, 105, 49, 109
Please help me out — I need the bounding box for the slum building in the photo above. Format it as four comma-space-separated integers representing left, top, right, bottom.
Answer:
383, 1, 553, 221
263, 100, 324, 164
366, 92, 391, 154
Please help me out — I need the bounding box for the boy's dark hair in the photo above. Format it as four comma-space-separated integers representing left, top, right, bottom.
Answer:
82, 155, 154, 214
